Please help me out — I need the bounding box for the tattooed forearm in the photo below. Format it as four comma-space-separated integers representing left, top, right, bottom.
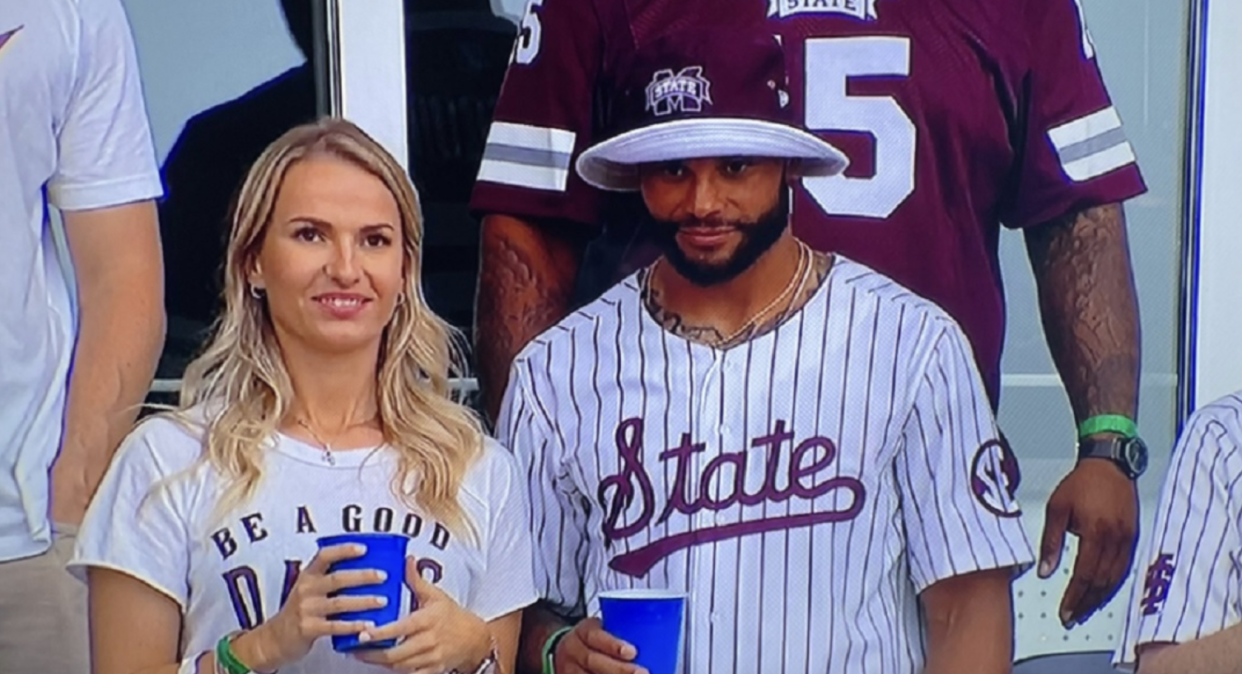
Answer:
475, 215, 584, 424
1025, 203, 1141, 425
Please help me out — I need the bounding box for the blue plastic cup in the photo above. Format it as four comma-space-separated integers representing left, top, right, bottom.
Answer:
598, 589, 687, 674
316, 532, 410, 652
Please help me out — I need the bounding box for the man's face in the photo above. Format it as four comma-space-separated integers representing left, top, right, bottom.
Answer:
638, 157, 789, 287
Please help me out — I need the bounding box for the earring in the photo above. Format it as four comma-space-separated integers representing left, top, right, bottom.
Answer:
395, 291, 406, 305
249, 285, 265, 300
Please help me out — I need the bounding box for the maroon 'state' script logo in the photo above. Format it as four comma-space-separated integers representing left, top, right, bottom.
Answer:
598, 417, 866, 578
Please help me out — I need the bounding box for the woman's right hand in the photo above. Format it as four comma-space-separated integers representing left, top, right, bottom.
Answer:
240, 542, 390, 669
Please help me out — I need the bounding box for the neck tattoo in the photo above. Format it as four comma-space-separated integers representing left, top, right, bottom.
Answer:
644, 243, 832, 349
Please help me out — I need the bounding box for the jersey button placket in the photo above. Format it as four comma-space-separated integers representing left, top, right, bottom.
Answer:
693, 350, 726, 659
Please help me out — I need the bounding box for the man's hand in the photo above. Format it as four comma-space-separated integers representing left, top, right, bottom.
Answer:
553, 618, 646, 674
1038, 457, 1139, 627
49, 455, 100, 527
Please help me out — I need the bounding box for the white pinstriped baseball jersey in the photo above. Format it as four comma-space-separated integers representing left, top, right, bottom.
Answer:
1114, 391, 1242, 670
497, 256, 1034, 674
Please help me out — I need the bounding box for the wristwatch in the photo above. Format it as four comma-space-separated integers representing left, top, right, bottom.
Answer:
1078, 435, 1149, 479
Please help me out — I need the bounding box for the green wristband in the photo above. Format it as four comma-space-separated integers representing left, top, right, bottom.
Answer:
215, 633, 252, 674
542, 626, 574, 674
1078, 414, 1138, 439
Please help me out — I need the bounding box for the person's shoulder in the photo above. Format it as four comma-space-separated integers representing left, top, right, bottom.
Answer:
168, 66, 314, 156
830, 255, 960, 331
512, 273, 644, 369
68, 0, 138, 30
111, 408, 209, 477
1186, 390, 1242, 438
460, 436, 524, 505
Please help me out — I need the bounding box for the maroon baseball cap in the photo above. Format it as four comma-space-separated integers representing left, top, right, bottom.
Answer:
576, 26, 848, 192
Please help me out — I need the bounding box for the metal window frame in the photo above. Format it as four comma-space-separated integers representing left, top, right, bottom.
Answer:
1177, 0, 1210, 428
319, 0, 410, 171
1178, 0, 1241, 425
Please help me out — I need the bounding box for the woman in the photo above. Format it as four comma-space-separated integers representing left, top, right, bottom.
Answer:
69, 118, 536, 674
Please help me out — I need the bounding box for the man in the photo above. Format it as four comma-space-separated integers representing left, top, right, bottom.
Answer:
496, 28, 1035, 674
1113, 389, 1242, 674
0, 0, 165, 671
473, 0, 1147, 627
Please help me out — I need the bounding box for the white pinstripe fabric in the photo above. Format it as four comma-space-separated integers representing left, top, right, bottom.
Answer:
497, 257, 1034, 673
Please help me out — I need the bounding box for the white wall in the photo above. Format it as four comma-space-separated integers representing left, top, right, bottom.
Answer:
121, 0, 304, 162
1193, 0, 1242, 408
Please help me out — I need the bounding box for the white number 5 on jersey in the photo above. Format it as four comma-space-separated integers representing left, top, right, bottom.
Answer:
802, 36, 916, 220
514, 0, 545, 65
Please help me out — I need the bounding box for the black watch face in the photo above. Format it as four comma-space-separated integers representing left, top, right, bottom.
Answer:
1124, 437, 1149, 477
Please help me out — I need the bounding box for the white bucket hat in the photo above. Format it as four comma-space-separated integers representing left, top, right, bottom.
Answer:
575, 28, 849, 192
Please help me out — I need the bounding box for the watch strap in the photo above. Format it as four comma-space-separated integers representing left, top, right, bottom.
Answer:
1078, 435, 1145, 479
1078, 414, 1138, 440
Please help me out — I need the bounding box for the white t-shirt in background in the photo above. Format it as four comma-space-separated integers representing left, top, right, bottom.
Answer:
70, 412, 538, 673
0, 0, 162, 562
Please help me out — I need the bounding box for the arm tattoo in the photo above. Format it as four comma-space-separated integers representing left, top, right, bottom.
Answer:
1025, 203, 1141, 424
475, 228, 577, 425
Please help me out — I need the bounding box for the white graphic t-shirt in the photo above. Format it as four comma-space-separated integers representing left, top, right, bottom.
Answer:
70, 411, 537, 673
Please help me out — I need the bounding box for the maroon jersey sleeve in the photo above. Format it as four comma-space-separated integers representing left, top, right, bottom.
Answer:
1002, 0, 1147, 228
469, 0, 605, 228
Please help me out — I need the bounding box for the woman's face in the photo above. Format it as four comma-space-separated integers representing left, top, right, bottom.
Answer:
250, 154, 406, 358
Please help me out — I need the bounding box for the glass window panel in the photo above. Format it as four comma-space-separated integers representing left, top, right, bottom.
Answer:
123, 0, 323, 388
1001, 0, 1189, 656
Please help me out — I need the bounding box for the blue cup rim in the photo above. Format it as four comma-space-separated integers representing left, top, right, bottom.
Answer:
316, 532, 411, 547
598, 589, 687, 601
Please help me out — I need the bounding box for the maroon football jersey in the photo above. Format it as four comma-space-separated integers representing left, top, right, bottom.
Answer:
470, 0, 1147, 407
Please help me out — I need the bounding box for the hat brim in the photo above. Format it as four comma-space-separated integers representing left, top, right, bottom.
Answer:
575, 118, 849, 192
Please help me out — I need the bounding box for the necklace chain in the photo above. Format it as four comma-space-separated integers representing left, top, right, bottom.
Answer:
646, 240, 813, 347
719, 241, 811, 344
295, 418, 336, 466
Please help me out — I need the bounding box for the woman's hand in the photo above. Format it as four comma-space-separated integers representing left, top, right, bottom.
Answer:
237, 542, 390, 670
353, 556, 494, 674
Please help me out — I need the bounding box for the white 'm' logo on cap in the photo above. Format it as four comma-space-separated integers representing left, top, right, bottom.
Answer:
646, 66, 712, 116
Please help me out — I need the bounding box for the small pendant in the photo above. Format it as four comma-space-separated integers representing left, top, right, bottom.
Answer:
323, 449, 336, 466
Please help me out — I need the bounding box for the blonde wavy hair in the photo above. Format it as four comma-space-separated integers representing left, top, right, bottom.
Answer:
174, 117, 484, 541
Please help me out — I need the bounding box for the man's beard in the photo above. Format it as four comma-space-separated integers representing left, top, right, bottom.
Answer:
644, 188, 790, 287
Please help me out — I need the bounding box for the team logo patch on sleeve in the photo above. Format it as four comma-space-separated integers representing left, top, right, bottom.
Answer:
646, 66, 712, 116
970, 439, 1022, 517
1140, 553, 1176, 615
